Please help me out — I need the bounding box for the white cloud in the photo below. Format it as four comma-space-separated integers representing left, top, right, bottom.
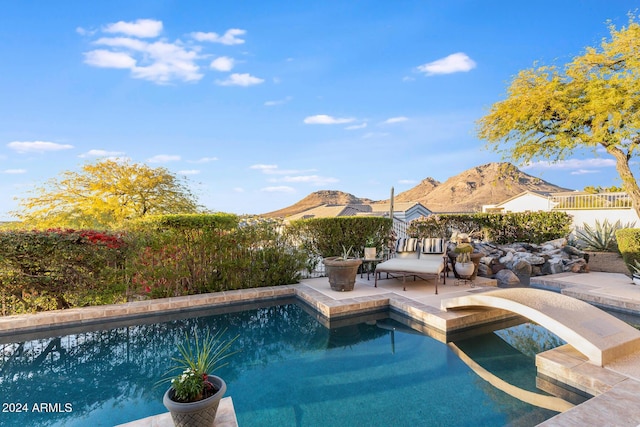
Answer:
84, 40, 203, 83
191, 29, 246, 45
178, 169, 200, 175
3, 169, 27, 174
216, 73, 264, 86
362, 132, 390, 139
398, 179, 416, 184
250, 164, 278, 172
382, 116, 408, 124
402, 76, 415, 82
79, 149, 125, 158
83, 50, 137, 69
417, 52, 476, 75
94, 37, 148, 50
264, 96, 293, 106
233, 187, 245, 193
210, 56, 235, 72
303, 115, 355, 125
261, 186, 295, 193
345, 122, 367, 130
7, 141, 74, 153
189, 157, 218, 163
103, 19, 163, 38
147, 154, 181, 163
522, 158, 616, 170
570, 169, 600, 175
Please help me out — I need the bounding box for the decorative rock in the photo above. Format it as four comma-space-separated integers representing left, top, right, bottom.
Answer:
524, 255, 546, 265
546, 238, 567, 249
542, 258, 564, 275
499, 252, 514, 264
562, 245, 585, 257
477, 263, 490, 277
495, 269, 521, 287
513, 259, 532, 276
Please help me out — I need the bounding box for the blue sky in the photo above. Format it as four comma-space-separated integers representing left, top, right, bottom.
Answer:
0, 1, 637, 219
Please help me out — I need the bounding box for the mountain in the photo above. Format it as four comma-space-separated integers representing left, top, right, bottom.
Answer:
262, 162, 573, 217
262, 190, 374, 218
396, 162, 572, 212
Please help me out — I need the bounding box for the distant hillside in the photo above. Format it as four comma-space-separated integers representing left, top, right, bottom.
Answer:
262, 162, 573, 217
262, 190, 373, 218
398, 162, 572, 212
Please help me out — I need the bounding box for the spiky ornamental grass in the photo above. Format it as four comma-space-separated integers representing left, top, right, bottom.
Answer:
575, 219, 636, 252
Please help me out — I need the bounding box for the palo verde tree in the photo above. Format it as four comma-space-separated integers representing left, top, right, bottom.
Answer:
13, 159, 200, 229
477, 16, 640, 217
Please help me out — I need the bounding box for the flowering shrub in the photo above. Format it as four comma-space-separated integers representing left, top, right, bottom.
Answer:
0, 228, 128, 314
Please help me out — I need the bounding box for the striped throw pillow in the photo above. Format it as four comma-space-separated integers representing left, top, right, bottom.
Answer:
396, 237, 418, 253
421, 237, 445, 254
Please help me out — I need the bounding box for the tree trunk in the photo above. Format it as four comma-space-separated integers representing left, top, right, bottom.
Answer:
609, 147, 640, 218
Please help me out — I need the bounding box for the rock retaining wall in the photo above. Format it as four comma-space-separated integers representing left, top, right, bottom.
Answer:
464, 238, 623, 287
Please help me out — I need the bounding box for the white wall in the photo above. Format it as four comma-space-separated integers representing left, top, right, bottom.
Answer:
499, 194, 553, 212
560, 208, 640, 229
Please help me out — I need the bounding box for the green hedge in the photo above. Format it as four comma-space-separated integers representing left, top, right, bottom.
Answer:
125, 215, 308, 298
288, 217, 392, 257
408, 212, 572, 244
615, 228, 640, 275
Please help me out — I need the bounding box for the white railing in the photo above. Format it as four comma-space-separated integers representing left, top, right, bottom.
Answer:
551, 192, 633, 210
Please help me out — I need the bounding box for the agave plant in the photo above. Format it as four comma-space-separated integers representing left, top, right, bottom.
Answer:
575, 219, 636, 252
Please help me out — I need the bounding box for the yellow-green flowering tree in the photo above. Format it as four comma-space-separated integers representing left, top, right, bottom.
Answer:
478, 16, 640, 217
13, 159, 200, 229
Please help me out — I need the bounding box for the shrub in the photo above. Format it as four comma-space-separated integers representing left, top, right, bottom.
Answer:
126, 215, 308, 297
0, 229, 127, 313
408, 212, 571, 244
574, 219, 635, 252
288, 217, 392, 258
615, 228, 640, 275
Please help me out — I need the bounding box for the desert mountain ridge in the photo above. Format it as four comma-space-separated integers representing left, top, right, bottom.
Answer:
262, 162, 573, 218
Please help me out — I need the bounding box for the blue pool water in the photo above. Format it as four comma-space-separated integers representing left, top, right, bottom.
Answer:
0, 301, 560, 426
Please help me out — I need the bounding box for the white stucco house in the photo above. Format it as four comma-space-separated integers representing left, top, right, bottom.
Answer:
482, 191, 556, 213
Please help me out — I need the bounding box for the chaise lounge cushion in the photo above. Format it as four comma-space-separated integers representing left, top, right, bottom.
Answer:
375, 255, 445, 276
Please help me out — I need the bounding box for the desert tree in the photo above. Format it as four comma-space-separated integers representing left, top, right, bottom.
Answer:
477, 16, 640, 217
13, 159, 200, 229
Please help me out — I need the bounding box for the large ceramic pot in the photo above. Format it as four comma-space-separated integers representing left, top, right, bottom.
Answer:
455, 262, 475, 279
163, 375, 226, 427
324, 257, 362, 291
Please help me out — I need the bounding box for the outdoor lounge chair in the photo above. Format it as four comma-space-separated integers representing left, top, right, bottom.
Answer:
374, 237, 447, 293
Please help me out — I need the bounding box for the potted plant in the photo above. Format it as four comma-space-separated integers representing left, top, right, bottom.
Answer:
364, 237, 378, 260
628, 260, 640, 285
324, 245, 362, 291
454, 242, 475, 278
159, 329, 239, 427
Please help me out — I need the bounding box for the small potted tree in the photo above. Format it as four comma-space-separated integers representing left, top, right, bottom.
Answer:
454, 242, 475, 278
324, 245, 362, 291
159, 329, 239, 427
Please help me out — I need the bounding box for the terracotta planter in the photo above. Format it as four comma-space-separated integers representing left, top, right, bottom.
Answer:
324, 257, 362, 291
163, 375, 226, 427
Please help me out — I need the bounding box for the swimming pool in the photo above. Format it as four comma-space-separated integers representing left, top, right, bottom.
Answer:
0, 300, 561, 426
